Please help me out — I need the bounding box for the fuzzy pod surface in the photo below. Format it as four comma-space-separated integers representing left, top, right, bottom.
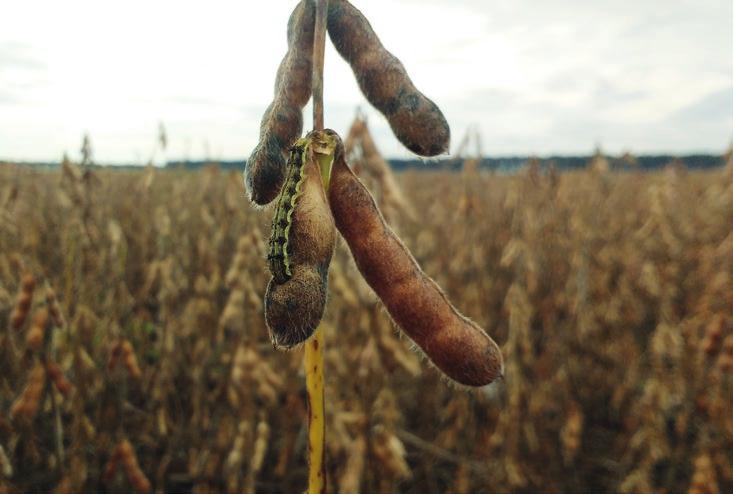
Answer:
245, 0, 316, 206
327, 0, 450, 157
265, 131, 337, 349
328, 152, 503, 386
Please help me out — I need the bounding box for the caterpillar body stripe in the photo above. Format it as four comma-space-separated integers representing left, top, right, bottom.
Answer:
268, 138, 309, 284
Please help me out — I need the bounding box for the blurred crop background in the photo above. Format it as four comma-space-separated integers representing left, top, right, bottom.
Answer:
0, 152, 732, 493
2, 1, 733, 493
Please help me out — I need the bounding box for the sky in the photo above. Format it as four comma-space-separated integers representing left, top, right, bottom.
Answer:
1, 0, 732, 163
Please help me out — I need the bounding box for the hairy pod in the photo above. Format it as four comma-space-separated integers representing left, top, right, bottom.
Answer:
45, 360, 72, 397
245, 0, 316, 206
327, 0, 450, 156
121, 341, 143, 379
108, 340, 142, 378
25, 308, 48, 352
328, 152, 503, 386
10, 363, 46, 420
264, 131, 337, 349
9, 273, 35, 330
345, 117, 416, 223
118, 440, 152, 494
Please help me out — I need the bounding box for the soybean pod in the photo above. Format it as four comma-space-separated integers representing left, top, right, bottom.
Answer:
327, 0, 450, 157
245, 0, 316, 206
328, 146, 503, 386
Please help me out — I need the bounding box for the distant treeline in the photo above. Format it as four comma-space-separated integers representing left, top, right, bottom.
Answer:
3, 154, 726, 172
165, 154, 725, 172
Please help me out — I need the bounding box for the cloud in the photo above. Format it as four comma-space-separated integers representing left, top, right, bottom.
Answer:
1, 0, 732, 161
0, 89, 21, 105
0, 42, 49, 108
671, 85, 733, 123
0, 42, 45, 72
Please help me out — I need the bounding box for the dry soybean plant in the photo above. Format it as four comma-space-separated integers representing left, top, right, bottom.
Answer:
344, 114, 416, 228
244, 0, 502, 491
3, 6, 732, 494
1, 115, 732, 494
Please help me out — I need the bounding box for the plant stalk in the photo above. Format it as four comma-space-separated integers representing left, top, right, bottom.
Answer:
312, 0, 327, 132
306, 1, 328, 493
305, 330, 326, 494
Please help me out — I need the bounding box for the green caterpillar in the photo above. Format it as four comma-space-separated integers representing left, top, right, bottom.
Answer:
268, 137, 309, 284
264, 130, 338, 349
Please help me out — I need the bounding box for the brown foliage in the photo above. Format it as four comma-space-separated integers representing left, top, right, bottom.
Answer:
1, 162, 732, 493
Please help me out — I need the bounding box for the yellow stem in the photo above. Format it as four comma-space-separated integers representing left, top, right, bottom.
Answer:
305, 144, 332, 494
309, 0, 329, 490
305, 328, 326, 493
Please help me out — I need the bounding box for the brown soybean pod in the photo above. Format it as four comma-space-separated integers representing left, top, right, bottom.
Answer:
118, 440, 152, 494
9, 273, 35, 330
25, 308, 49, 352
328, 151, 503, 386
265, 131, 337, 349
245, 0, 316, 206
45, 360, 72, 397
327, 0, 450, 157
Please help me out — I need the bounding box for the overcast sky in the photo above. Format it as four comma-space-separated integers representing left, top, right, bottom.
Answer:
1, 0, 732, 163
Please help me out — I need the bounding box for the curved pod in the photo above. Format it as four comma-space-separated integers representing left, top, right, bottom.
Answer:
245, 0, 316, 206
327, 0, 450, 157
328, 150, 503, 386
